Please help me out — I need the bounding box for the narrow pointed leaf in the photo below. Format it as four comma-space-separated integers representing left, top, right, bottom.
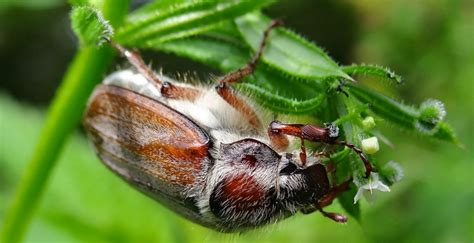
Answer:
432, 122, 460, 145
116, 0, 275, 46
347, 83, 458, 143
237, 83, 327, 114
235, 12, 351, 81
342, 64, 403, 84
126, 0, 190, 21
347, 83, 418, 129
155, 36, 327, 114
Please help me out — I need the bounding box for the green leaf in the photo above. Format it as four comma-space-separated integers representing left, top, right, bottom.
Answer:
432, 122, 460, 145
236, 83, 327, 114
126, 0, 190, 20
0, 0, 63, 10
0, 1, 129, 242
235, 12, 351, 81
342, 64, 403, 84
70, 6, 114, 46
347, 83, 418, 129
347, 83, 458, 143
333, 103, 369, 126
116, 0, 275, 46
155, 36, 249, 72
155, 36, 327, 113
69, 0, 88, 6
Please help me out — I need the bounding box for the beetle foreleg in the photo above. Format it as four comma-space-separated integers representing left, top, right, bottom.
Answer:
215, 83, 262, 129
267, 123, 290, 152
214, 20, 283, 130
217, 19, 282, 85
315, 177, 351, 223
160, 81, 201, 101
318, 177, 351, 207
316, 205, 348, 223
268, 121, 374, 177
108, 39, 203, 101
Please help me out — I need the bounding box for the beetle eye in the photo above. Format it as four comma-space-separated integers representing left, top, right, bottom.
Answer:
280, 162, 297, 175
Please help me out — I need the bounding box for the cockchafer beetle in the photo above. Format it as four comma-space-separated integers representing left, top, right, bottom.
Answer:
83, 20, 374, 232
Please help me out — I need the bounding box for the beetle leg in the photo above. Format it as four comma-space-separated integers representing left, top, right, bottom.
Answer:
300, 175, 351, 223
268, 120, 374, 177
318, 177, 351, 207
315, 177, 351, 223
160, 81, 201, 101
108, 39, 202, 101
315, 204, 348, 223
217, 20, 282, 85
267, 124, 290, 152
215, 84, 263, 129
215, 20, 283, 129
336, 140, 374, 178
107, 39, 163, 88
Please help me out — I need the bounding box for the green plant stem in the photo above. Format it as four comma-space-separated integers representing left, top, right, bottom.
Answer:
0, 1, 129, 242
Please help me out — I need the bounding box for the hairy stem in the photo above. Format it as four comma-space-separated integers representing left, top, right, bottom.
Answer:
0, 1, 129, 242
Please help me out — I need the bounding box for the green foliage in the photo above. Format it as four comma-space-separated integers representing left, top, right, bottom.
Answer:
1, 92, 471, 242
380, 161, 404, 186
155, 36, 327, 113
0, 1, 129, 242
237, 83, 327, 114
0, 0, 63, 10
70, 6, 114, 46
112, 0, 458, 218
418, 99, 446, 129
2, 0, 464, 241
236, 12, 351, 81
346, 83, 458, 143
347, 83, 419, 129
0, 93, 367, 243
115, 0, 276, 46
342, 64, 403, 84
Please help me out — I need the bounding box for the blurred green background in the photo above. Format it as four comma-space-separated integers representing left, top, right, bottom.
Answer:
0, 0, 472, 242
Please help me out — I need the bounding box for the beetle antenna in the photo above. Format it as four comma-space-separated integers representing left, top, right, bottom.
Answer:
336, 141, 374, 178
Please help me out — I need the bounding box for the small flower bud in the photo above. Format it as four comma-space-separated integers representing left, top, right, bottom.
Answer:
416, 99, 446, 134
361, 137, 379, 154
419, 99, 446, 124
362, 116, 376, 130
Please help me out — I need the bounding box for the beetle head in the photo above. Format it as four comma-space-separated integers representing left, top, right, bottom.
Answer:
277, 153, 330, 209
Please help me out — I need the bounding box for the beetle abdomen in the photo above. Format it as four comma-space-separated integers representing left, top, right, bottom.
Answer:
83, 84, 215, 225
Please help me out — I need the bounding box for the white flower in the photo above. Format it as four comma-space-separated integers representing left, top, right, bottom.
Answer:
361, 137, 379, 154
353, 172, 390, 204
